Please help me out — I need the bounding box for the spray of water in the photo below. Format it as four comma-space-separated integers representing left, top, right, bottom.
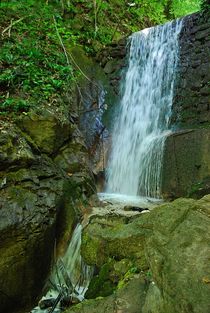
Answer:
106, 20, 182, 198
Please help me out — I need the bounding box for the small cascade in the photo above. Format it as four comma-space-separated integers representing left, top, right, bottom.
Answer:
106, 20, 182, 198
32, 224, 93, 313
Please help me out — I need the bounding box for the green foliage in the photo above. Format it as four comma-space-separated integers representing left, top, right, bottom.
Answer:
0, 0, 204, 115
0, 98, 30, 112
0, 0, 75, 114
170, 0, 201, 17
129, 0, 168, 27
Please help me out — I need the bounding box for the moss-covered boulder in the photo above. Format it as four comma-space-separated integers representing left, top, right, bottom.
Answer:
0, 123, 35, 169
85, 261, 116, 299
78, 196, 210, 313
81, 214, 151, 269
17, 109, 75, 155
144, 196, 210, 313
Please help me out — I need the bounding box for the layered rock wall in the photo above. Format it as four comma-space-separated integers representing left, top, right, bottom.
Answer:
171, 12, 210, 128
0, 107, 96, 312
162, 12, 210, 198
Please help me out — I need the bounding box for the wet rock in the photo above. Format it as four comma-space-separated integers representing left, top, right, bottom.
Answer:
39, 298, 56, 309
124, 205, 149, 212
0, 151, 70, 312
64, 275, 148, 313
61, 296, 80, 308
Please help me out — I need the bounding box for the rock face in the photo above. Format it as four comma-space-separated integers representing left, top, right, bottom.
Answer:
69, 45, 128, 191
162, 129, 210, 198
96, 38, 127, 96
74, 196, 210, 313
0, 108, 95, 312
171, 12, 210, 128
145, 196, 210, 313
162, 12, 210, 198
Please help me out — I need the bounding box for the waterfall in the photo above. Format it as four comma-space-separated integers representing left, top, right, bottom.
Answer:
59, 224, 93, 300
32, 224, 93, 313
106, 20, 182, 198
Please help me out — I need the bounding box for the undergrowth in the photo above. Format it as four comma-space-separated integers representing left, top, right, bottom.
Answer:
0, 0, 202, 114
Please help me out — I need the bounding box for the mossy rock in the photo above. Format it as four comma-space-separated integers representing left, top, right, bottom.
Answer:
0, 123, 35, 169
188, 176, 210, 199
17, 110, 74, 155
64, 275, 148, 313
81, 214, 151, 269
145, 196, 210, 313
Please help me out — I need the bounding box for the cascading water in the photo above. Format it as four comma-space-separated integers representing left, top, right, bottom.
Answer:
32, 224, 93, 313
106, 20, 182, 198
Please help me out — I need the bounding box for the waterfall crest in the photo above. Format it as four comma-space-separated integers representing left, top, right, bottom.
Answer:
106, 20, 182, 198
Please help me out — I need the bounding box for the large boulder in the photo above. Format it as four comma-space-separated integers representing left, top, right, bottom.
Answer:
81, 214, 151, 269
79, 196, 210, 313
145, 196, 210, 313
161, 129, 210, 199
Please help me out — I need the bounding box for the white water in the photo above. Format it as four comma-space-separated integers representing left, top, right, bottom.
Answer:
98, 192, 162, 207
60, 224, 93, 299
32, 224, 93, 313
106, 20, 182, 198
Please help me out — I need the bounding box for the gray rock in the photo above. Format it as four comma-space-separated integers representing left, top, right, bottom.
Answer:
161, 129, 210, 199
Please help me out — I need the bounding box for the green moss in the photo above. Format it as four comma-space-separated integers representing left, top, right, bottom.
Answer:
86, 260, 115, 299
81, 232, 101, 265
117, 266, 140, 290
188, 177, 210, 199
86, 259, 140, 299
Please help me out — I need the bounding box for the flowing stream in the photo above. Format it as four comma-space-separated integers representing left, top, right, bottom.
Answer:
106, 20, 182, 198
32, 224, 93, 313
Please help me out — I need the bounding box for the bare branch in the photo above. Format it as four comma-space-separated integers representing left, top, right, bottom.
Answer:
2, 17, 24, 37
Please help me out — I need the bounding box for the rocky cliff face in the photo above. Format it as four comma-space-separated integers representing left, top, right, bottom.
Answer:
171, 12, 210, 128
0, 103, 96, 312
162, 12, 210, 199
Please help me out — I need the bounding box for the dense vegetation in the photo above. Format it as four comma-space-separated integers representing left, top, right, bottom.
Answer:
0, 0, 204, 114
